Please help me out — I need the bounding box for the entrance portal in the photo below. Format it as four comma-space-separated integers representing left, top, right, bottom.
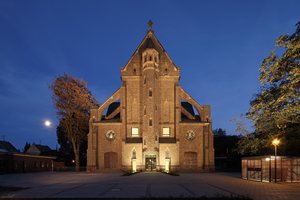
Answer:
145, 154, 156, 171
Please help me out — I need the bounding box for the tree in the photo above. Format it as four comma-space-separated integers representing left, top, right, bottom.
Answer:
233, 22, 300, 156
23, 141, 31, 152
247, 22, 300, 135
48, 73, 99, 171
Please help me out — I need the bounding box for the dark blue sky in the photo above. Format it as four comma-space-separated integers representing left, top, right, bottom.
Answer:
1, 0, 299, 151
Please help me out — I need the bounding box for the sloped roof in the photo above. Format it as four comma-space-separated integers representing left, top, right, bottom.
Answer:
0, 141, 18, 152
35, 144, 52, 152
106, 102, 120, 117
181, 102, 195, 116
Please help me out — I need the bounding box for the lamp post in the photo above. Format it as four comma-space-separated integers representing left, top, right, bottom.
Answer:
272, 139, 280, 183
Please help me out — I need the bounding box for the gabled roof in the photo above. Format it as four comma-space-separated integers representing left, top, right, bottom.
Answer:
123, 21, 176, 70
26, 143, 52, 155
0, 141, 18, 152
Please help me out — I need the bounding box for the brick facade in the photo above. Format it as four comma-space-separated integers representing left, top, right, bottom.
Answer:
87, 21, 214, 172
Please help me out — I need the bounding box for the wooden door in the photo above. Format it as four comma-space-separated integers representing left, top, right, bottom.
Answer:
104, 152, 118, 168
184, 152, 197, 169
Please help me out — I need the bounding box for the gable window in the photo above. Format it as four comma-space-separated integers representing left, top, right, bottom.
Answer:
132, 127, 138, 137
163, 127, 170, 137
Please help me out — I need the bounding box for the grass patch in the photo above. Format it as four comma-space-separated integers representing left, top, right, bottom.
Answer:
161, 170, 180, 176
122, 171, 140, 176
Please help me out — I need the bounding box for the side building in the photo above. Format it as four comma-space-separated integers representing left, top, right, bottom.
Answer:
87, 21, 214, 172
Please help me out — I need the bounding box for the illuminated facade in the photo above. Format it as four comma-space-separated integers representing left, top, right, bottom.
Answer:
87, 21, 214, 172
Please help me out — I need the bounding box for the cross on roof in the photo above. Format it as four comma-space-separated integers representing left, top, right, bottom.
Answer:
148, 20, 153, 30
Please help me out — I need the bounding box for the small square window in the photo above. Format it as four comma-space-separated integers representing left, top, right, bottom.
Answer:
163, 128, 170, 137
132, 128, 138, 137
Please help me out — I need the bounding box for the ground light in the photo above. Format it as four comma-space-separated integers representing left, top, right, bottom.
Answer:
272, 139, 280, 183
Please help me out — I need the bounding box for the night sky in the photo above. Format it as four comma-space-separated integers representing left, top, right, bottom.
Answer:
1, 0, 299, 151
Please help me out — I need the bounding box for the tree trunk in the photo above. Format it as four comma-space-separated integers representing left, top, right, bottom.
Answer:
75, 149, 80, 172
72, 139, 80, 172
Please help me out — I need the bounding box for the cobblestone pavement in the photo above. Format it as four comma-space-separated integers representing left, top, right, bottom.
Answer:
1, 172, 300, 199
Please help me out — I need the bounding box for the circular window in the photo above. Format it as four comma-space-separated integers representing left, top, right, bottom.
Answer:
186, 130, 195, 140
106, 130, 115, 140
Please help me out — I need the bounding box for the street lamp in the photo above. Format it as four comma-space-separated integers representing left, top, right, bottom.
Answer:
272, 139, 280, 183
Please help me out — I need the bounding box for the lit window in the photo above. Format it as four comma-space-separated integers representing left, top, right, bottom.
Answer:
132, 128, 138, 137
163, 128, 170, 137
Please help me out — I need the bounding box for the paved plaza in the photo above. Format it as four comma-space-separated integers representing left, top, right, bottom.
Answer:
1, 171, 300, 199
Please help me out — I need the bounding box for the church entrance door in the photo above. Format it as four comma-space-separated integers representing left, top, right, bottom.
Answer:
184, 152, 197, 169
145, 154, 156, 171
104, 152, 118, 168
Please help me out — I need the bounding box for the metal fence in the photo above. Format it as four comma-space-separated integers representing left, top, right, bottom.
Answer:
242, 156, 300, 182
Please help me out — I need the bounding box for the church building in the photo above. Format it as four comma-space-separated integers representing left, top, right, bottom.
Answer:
87, 21, 214, 172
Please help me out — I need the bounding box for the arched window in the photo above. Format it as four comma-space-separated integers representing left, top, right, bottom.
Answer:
134, 69, 136, 75
165, 69, 168, 75
149, 90, 152, 97
132, 150, 136, 159
149, 120, 152, 126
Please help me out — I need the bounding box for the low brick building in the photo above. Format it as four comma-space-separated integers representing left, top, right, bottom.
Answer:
0, 152, 55, 173
87, 21, 214, 172
0, 141, 55, 174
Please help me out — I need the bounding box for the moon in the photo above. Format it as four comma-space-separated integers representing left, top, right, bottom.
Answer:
45, 121, 51, 126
